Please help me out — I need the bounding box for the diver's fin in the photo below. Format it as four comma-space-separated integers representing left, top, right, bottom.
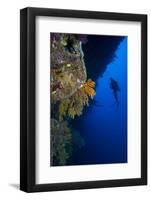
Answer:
110, 101, 119, 108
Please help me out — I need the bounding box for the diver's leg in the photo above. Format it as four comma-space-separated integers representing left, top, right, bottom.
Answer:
114, 92, 119, 105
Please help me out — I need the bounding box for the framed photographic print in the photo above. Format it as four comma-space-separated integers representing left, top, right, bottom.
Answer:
20, 7, 147, 192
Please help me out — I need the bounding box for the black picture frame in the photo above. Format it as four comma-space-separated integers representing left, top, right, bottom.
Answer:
20, 7, 147, 192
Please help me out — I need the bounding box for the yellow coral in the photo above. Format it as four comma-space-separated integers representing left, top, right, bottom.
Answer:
58, 79, 96, 120
59, 99, 70, 121
57, 72, 75, 88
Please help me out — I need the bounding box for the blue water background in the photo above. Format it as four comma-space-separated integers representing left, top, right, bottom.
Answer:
69, 38, 127, 165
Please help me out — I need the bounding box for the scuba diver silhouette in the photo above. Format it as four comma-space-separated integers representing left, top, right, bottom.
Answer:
109, 77, 120, 106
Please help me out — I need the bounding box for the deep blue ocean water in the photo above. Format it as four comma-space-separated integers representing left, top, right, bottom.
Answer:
68, 37, 127, 165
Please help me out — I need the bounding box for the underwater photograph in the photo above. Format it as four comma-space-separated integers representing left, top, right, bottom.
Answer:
50, 32, 127, 166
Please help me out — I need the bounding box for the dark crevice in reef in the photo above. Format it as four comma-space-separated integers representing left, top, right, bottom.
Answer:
82, 35, 124, 82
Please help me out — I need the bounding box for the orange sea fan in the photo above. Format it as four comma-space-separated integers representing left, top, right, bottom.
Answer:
81, 79, 96, 98
87, 79, 95, 88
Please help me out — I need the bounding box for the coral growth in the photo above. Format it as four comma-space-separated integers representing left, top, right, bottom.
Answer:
59, 79, 96, 120
50, 33, 96, 166
81, 79, 96, 98
51, 119, 72, 166
51, 33, 87, 103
